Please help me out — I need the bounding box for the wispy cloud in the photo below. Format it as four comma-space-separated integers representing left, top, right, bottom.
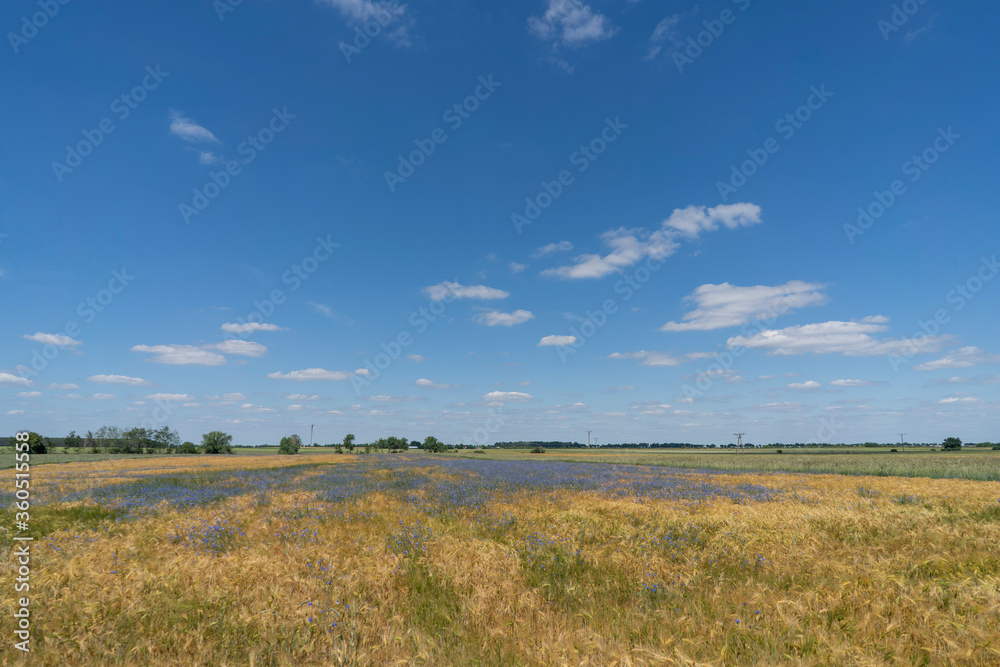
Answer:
662, 281, 827, 331
644, 14, 682, 59
87, 374, 150, 386
539, 335, 577, 346
483, 390, 533, 402
267, 368, 352, 381
131, 344, 227, 366
532, 240, 573, 257
475, 309, 535, 327
146, 393, 194, 402
221, 322, 287, 334
0, 373, 33, 387
23, 332, 82, 347
212, 340, 268, 357
317, 0, 413, 47
727, 319, 951, 357
168, 110, 220, 143
424, 281, 509, 301
543, 204, 762, 279
528, 0, 618, 48
607, 350, 710, 367
415, 378, 458, 389
787, 380, 821, 390
914, 346, 1000, 371
830, 379, 878, 387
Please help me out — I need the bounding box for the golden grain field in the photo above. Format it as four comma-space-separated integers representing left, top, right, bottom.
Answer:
2, 452, 999, 666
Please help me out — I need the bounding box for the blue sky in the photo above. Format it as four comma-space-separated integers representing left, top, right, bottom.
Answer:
3, 0, 999, 446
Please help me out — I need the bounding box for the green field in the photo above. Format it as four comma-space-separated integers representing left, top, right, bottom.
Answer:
5, 446, 1000, 480
453, 447, 1000, 481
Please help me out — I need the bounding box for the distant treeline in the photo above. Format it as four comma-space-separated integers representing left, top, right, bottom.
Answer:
496, 441, 999, 449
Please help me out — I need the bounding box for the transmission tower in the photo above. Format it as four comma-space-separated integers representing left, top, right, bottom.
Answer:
733, 432, 745, 454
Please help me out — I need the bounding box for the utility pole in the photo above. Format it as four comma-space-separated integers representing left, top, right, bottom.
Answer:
733, 432, 745, 454
899, 433, 905, 447
587, 430, 592, 447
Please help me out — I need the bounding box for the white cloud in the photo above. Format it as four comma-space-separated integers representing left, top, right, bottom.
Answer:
206, 392, 247, 404
131, 344, 227, 366
663, 203, 763, 238
607, 350, 703, 367
424, 281, 509, 301
146, 393, 194, 401
938, 396, 981, 404
287, 394, 321, 401
17, 391, 42, 397
415, 378, 457, 389
532, 240, 573, 257
212, 340, 268, 357
508, 262, 527, 273
221, 322, 286, 334
267, 368, 351, 381
544, 204, 762, 279
7, 410, 25, 415
406, 354, 425, 362
198, 151, 220, 165
0, 373, 32, 387
528, 0, 618, 48
48, 383, 78, 390
914, 346, 1000, 371
23, 332, 82, 347
168, 110, 219, 143
483, 391, 533, 402
759, 402, 803, 410
319, 0, 413, 47
727, 319, 951, 357
309, 302, 335, 318
475, 309, 535, 327
830, 379, 876, 387
538, 335, 577, 347
661, 281, 827, 331
64, 393, 115, 401
287, 404, 303, 411
354, 368, 373, 376
87, 374, 150, 386
650, 15, 682, 43
787, 380, 821, 390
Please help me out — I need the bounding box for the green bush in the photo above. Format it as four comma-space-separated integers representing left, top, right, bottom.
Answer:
178, 441, 199, 454
279, 434, 301, 455
775, 449, 782, 454
201, 431, 235, 455
942, 437, 962, 451
530, 446, 546, 454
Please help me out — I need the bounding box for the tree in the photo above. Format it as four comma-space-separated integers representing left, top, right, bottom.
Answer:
279, 434, 302, 455
122, 426, 155, 454
154, 426, 181, 453
178, 441, 199, 454
65, 430, 83, 452
942, 437, 962, 451
423, 436, 445, 453
343, 433, 355, 453
202, 431, 234, 454
27, 432, 46, 454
